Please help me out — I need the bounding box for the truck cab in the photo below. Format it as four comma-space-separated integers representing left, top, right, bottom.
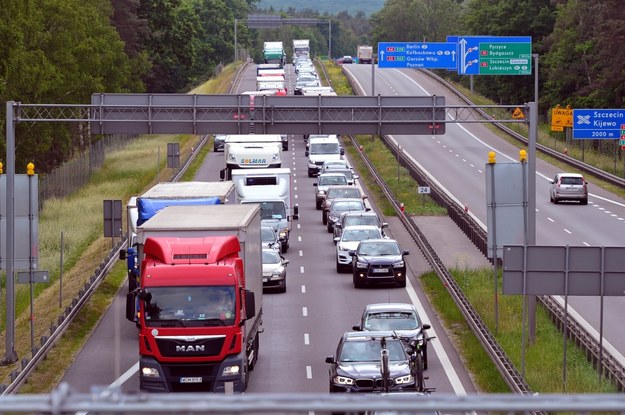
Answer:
222, 135, 282, 180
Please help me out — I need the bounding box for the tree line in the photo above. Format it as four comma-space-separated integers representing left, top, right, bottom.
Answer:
1, 0, 623, 173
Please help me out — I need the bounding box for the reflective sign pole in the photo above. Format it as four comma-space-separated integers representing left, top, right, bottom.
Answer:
4, 101, 17, 363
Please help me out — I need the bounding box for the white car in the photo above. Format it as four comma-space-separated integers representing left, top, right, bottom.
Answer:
334, 225, 384, 272
262, 248, 289, 292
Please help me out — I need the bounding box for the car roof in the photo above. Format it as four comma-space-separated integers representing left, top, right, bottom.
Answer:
330, 198, 365, 206
557, 172, 584, 178
364, 303, 417, 314
342, 225, 381, 232
328, 185, 361, 191
359, 238, 398, 245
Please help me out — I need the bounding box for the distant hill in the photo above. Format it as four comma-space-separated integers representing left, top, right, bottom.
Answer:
256, 0, 385, 16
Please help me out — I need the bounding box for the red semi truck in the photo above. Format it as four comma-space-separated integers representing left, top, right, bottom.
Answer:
125, 204, 262, 393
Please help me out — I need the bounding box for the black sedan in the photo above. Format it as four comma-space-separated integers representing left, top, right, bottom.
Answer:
325, 331, 418, 394
349, 239, 409, 288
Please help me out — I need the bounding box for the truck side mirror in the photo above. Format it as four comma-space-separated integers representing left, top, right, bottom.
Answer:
293, 205, 299, 219
244, 289, 256, 320
340, 147, 345, 155
126, 292, 138, 322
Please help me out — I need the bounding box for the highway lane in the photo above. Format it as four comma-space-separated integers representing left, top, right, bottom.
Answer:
343, 63, 625, 367
59, 63, 480, 399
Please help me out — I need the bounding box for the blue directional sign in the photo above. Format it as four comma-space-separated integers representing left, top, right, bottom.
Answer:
573, 109, 625, 139
378, 42, 457, 70
447, 36, 532, 75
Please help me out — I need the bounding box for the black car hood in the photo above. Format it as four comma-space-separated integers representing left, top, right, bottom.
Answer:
337, 361, 411, 378
358, 255, 403, 265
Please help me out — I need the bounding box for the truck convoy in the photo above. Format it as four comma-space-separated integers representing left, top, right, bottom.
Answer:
357, 45, 374, 64
292, 39, 310, 61
231, 168, 298, 253
122, 181, 235, 292
125, 203, 263, 393
263, 41, 286, 67
221, 134, 283, 180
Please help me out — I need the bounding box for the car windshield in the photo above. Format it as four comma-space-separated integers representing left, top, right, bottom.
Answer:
329, 188, 361, 199
332, 170, 354, 181
339, 339, 406, 362
358, 242, 400, 256
261, 227, 276, 243
319, 175, 348, 186
262, 250, 281, 264
259, 201, 286, 220
332, 201, 364, 212
143, 286, 235, 325
310, 143, 340, 155
342, 228, 382, 242
364, 312, 420, 331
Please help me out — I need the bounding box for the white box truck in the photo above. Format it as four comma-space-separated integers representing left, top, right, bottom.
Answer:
231, 168, 298, 253
222, 135, 282, 180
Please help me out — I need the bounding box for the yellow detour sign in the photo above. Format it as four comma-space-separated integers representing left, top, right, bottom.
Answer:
551, 106, 573, 128
512, 107, 525, 119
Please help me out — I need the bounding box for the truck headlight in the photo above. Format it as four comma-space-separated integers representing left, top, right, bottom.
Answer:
141, 367, 161, 378
222, 365, 240, 376
227, 153, 236, 161
272, 153, 279, 161
333, 375, 354, 385
395, 374, 414, 384
279, 229, 288, 239
393, 260, 405, 268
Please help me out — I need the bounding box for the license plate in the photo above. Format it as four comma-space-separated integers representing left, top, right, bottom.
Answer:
180, 377, 202, 383
373, 268, 389, 273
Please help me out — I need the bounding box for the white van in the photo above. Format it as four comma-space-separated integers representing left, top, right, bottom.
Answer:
305, 135, 344, 177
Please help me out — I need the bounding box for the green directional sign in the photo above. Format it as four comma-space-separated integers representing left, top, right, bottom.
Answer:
478, 42, 531, 75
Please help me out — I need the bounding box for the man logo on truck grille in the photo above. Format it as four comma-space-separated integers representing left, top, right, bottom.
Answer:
176, 345, 205, 352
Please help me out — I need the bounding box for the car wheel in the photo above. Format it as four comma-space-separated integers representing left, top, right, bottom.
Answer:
581, 198, 588, 205
353, 273, 362, 288
397, 278, 406, 288
322, 212, 328, 225
327, 223, 333, 233
316, 200, 322, 210
553, 197, 559, 204
308, 171, 313, 178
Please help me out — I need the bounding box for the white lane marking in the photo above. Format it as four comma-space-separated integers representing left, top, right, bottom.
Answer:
300, 266, 305, 274
301, 285, 306, 294
298, 236, 302, 242
75, 362, 140, 415
304, 333, 310, 345
302, 306, 307, 316
582, 241, 590, 246
306, 366, 312, 379
404, 277, 467, 396
547, 218, 555, 222
564, 229, 572, 234
299, 249, 303, 256
297, 224, 301, 229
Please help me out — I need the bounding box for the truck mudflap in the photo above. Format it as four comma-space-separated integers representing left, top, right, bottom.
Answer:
139, 354, 247, 393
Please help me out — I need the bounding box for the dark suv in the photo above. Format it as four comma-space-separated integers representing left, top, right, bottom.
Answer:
325, 331, 418, 393
326, 198, 369, 233
349, 239, 409, 288
353, 303, 432, 370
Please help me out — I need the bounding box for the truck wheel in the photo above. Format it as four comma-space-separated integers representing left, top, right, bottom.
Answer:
249, 333, 260, 370
281, 241, 288, 253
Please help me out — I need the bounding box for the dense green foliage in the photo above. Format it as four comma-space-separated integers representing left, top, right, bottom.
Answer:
2, 0, 625, 173
256, 0, 385, 16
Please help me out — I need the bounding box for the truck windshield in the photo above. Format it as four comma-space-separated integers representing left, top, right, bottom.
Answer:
310, 143, 340, 155
258, 201, 286, 220
143, 286, 236, 326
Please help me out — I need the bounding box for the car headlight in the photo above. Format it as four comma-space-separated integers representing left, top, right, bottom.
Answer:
393, 260, 405, 268
279, 229, 288, 238
356, 261, 368, 269
394, 374, 414, 384
227, 153, 236, 161
337, 244, 348, 252
333, 375, 354, 385
141, 367, 161, 378
272, 269, 284, 277
318, 190, 326, 196
222, 365, 240, 376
